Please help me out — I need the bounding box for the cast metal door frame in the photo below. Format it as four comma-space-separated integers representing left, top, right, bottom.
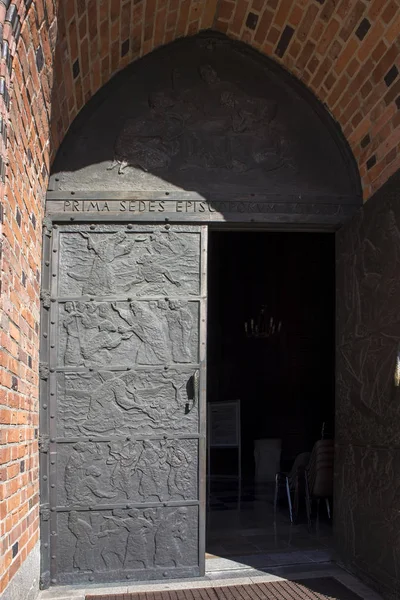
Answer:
39, 215, 208, 587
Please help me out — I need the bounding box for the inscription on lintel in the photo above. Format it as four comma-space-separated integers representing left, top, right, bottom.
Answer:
55, 199, 349, 217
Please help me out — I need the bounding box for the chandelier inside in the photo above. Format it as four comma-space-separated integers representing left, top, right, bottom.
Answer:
244, 305, 282, 339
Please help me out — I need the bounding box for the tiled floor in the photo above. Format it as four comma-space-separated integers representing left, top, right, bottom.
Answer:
206, 479, 334, 562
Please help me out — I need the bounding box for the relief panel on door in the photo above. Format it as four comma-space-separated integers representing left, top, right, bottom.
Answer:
56, 506, 199, 585
58, 228, 201, 297
56, 438, 198, 507
58, 300, 199, 368
56, 369, 199, 438
41, 224, 206, 586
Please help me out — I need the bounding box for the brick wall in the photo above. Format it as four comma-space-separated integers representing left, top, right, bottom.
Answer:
214, 0, 400, 198
0, 0, 56, 594
0, 0, 400, 595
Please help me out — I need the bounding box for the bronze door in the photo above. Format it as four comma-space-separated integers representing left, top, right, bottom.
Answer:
40, 223, 207, 586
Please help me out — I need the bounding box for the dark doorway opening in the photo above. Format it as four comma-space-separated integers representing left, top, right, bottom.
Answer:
206, 231, 335, 564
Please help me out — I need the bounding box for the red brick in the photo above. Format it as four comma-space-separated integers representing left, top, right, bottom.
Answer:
296, 4, 319, 42
335, 38, 358, 75
267, 26, 280, 45
385, 13, 400, 44
317, 18, 340, 56
296, 40, 315, 71
357, 20, 385, 63
254, 7, 273, 44
382, 1, 398, 25
218, 0, 235, 21
339, 1, 366, 42
372, 43, 399, 84
274, 0, 294, 29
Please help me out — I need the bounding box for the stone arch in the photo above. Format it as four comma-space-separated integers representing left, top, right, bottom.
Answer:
48, 1, 400, 198
50, 32, 361, 208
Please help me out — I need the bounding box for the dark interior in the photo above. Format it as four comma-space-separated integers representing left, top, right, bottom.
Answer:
207, 231, 335, 481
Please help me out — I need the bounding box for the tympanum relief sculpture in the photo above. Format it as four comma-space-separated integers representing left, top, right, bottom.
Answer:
108, 65, 293, 176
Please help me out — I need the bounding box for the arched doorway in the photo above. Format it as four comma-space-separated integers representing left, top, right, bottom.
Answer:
40, 33, 361, 588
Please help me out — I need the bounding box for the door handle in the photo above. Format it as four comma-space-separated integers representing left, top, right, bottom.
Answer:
185, 370, 199, 414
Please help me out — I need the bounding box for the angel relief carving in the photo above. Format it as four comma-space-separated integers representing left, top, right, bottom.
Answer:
67, 231, 135, 296
108, 65, 293, 176
61, 229, 200, 297
60, 299, 197, 367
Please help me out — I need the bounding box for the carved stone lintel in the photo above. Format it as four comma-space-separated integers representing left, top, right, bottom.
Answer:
40, 290, 51, 309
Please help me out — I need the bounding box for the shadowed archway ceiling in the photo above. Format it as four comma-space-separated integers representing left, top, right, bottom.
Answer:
48, 0, 400, 199
51, 34, 360, 203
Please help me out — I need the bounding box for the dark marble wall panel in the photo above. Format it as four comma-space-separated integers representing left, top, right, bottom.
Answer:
335, 169, 400, 600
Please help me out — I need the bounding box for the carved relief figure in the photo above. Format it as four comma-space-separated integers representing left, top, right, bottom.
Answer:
132, 252, 182, 296
69, 512, 98, 572
137, 440, 168, 501
107, 440, 143, 499
114, 301, 170, 364
99, 509, 129, 570
65, 442, 102, 504
108, 91, 184, 173
82, 373, 139, 433
63, 302, 99, 365
63, 439, 195, 506
166, 441, 192, 499
62, 302, 125, 367
63, 302, 83, 365
149, 229, 188, 257
68, 231, 134, 295
109, 64, 292, 177
61, 229, 200, 298
73, 465, 116, 504
101, 508, 154, 569
124, 509, 155, 569
67, 507, 193, 573
154, 508, 188, 567
80, 303, 122, 362
163, 300, 194, 363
